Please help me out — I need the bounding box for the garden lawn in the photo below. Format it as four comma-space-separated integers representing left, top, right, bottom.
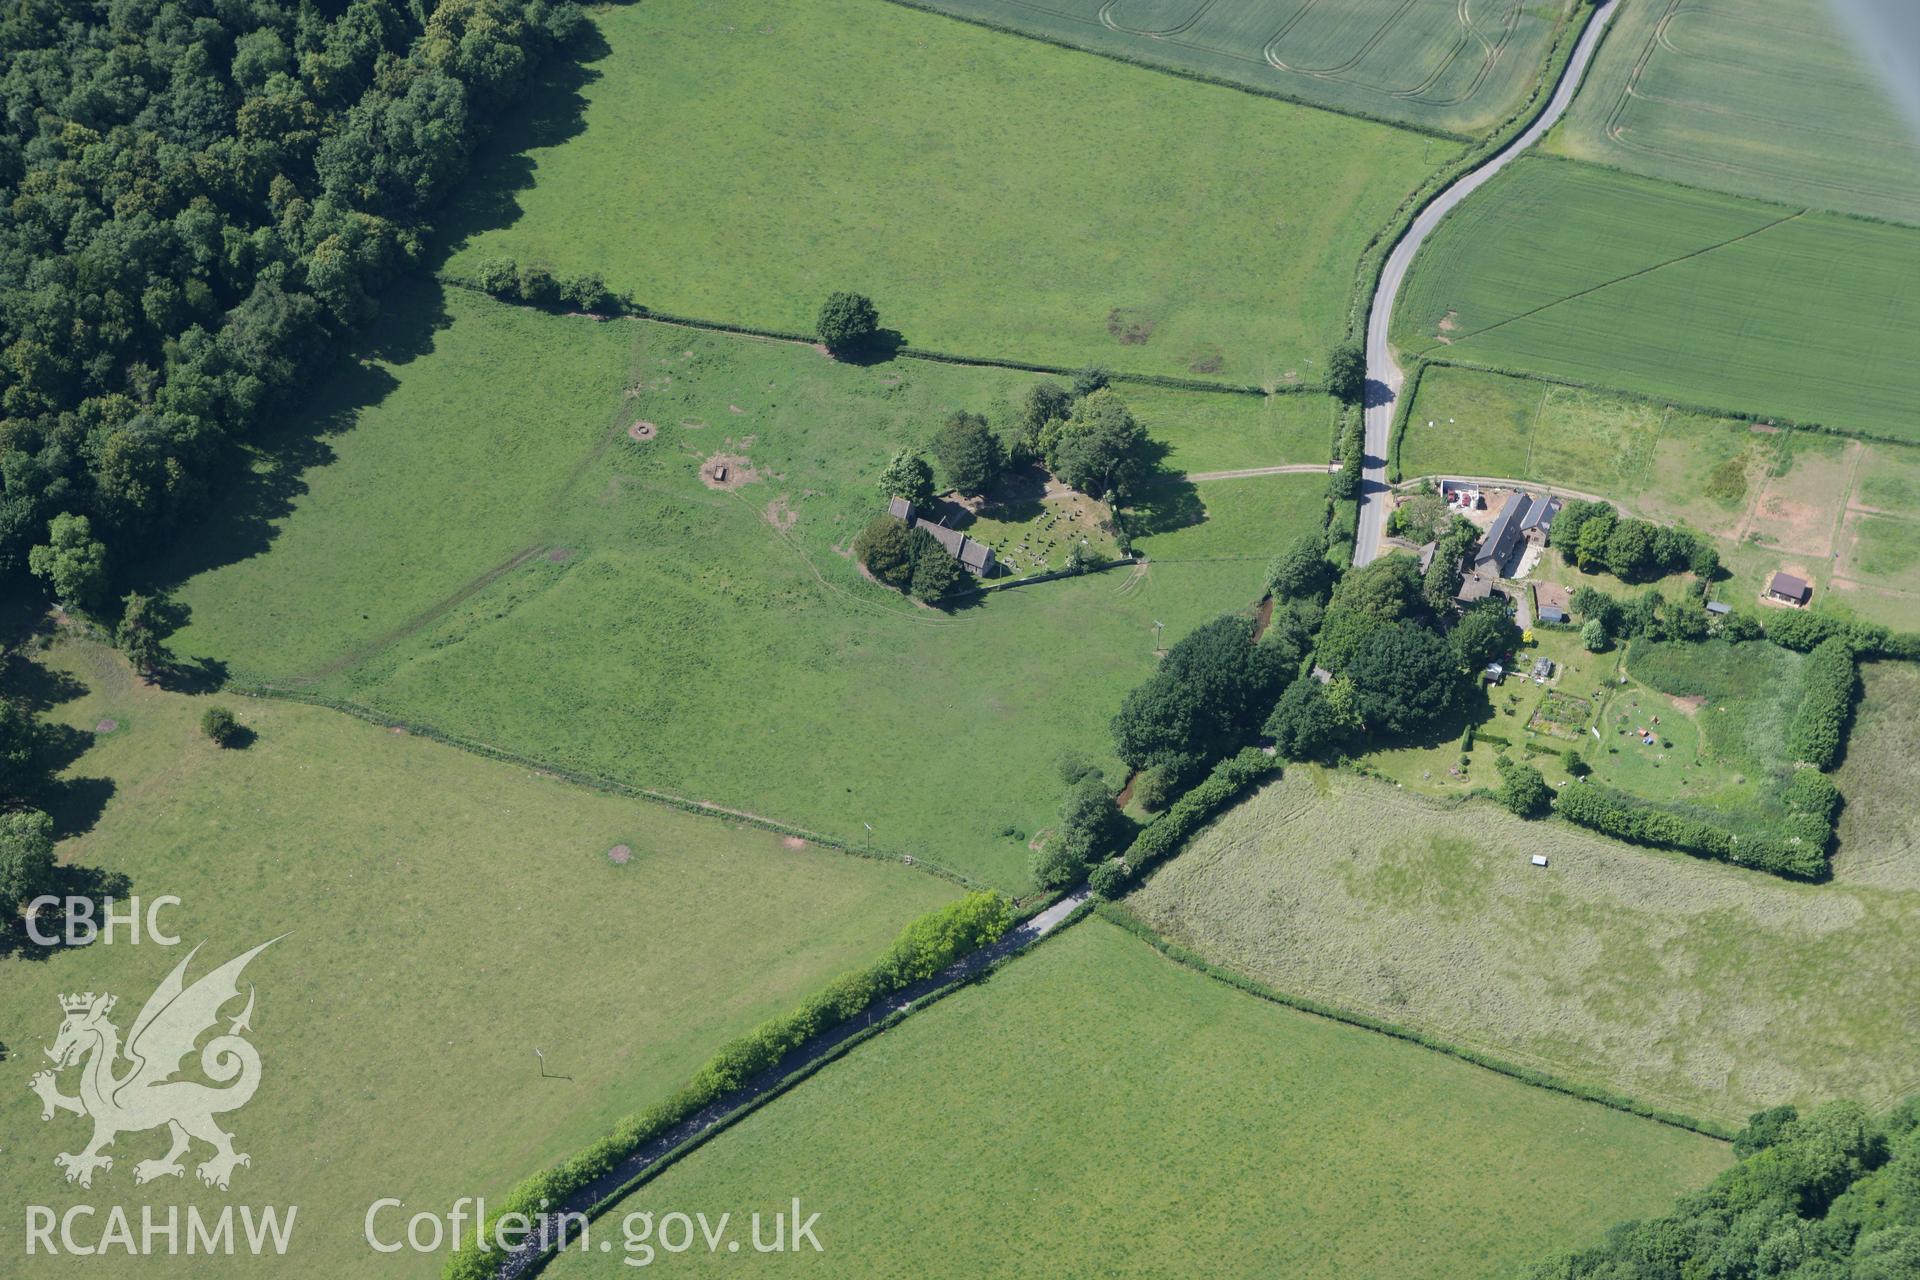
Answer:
1550, 0, 1920, 223
1128, 769, 1920, 1125
899, 0, 1571, 136
0, 638, 956, 1278
1393, 158, 1920, 440
440, 0, 1441, 387
546, 918, 1728, 1279
163, 292, 1273, 891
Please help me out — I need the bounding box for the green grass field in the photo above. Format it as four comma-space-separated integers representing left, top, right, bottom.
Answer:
161, 289, 1282, 890
1549, 0, 1920, 223
901, 0, 1571, 136
546, 918, 1726, 1278
439, 0, 1442, 387
1128, 769, 1920, 1124
0, 638, 956, 1277
1393, 158, 1920, 440
1133, 387, 1334, 475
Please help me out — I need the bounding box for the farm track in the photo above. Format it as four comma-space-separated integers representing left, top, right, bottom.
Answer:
1357, 0, 1621, 566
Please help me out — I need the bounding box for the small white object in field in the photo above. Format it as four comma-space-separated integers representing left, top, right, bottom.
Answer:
1531, 855, 1549, 868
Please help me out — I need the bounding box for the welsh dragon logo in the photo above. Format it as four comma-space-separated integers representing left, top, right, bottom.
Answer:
28, 939, 279, 1191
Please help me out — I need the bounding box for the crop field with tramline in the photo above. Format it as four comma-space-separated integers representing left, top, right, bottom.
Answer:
904, 0, 1571, 135
1394, 158, 1920, 439
1550, 0, 1920, 224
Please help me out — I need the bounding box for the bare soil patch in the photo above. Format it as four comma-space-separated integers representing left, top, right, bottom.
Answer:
94, 718, 118, 734
700, 454, 758, 490
628, 420, 657, 441
765, 495, 798, 532
607, 844, 633, 865
780, 836, 808, 851
547, 546, 577, 563
1106, 308, 1156, 345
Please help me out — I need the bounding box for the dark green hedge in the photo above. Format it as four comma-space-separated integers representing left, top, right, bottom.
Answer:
1786, 637, 1858, 769
1555, 782, 1827, 880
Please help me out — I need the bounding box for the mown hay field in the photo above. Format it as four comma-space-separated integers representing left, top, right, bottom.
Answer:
1834, 661, 1920, 893
1549, 0, 1920, 223
163, 289, 1284, 890
1128, 769, 1920, 1125
546, 919, 1727, 1279
1393, 158, 1920, 440
0, 639, 956, 1278
899, 0, 1571, 136
439, 0, 1443, 388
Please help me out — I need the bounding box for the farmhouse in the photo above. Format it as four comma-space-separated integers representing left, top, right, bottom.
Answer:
1766, 572, 1810, 606
887, 497, 998, 576
1471, 492, 1535, 577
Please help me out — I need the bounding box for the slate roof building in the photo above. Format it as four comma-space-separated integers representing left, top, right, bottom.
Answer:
886, 499, 998, 576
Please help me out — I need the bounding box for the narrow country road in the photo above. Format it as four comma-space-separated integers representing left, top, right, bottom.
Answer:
1355, 0, 1622, 565
494, 890, 1089, 1279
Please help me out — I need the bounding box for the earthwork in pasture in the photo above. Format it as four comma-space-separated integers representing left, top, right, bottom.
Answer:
439, 0, 1441, 387
1127, 769, 1920, 1125
901, 0, 1571, 136
545, 920, 1727, 1280
161, 289, 1280, 891
1394, 158, 1920, 440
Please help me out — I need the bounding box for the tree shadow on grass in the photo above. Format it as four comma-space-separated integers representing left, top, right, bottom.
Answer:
1126, 476, 1206, 539
428, 24, 611, 270
137, 17, 613, 611
139, 284, 451, 603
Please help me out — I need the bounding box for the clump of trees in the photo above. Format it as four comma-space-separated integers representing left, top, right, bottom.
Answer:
852, 516, 969, 603
1006, 381, 1150, 501
1450, 601, 1520, 672
0, 0, 590, 608
1523, 1098, 1920, 1280
929, 411, 1004, 497
1031, 757, 1124, 889
201, 705, 243, 747
1494, 757, 1550, 817
815, 291, 880, 356
1554, 501, 1719, 583
877, 449, 935, 507
472, 259, 616, 314
1326, 341, 1366, 405
1110, 614, 1290, 786
0, 808, 58, 941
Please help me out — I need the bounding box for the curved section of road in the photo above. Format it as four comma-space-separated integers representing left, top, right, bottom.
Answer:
1354, 0, 1621, 565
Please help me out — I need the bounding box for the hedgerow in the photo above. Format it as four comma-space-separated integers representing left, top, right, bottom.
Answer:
1554, 782, 1827, 880
1785, 638, 1858, 769
1093, 748, 1275, 897
441, 891, 1014, 1280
